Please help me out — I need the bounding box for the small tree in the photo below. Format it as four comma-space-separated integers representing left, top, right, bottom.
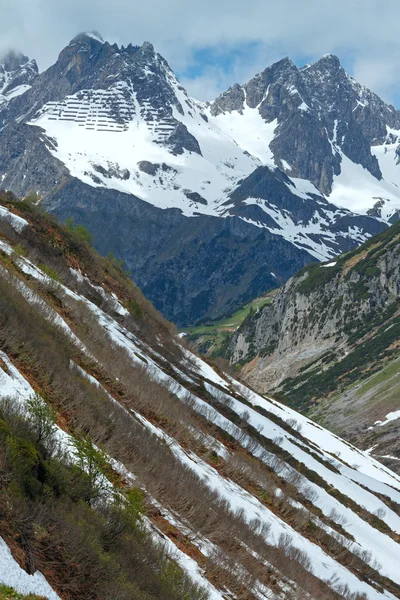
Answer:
26, 393, 57, 444
66, 218, 93, 246
73, 436, 109, 501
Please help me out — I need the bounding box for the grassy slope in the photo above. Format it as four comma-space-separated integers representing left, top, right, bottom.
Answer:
183, 292, 276, 356
233, 222, 400, 465
2, 196, 399, 600
309, 354, 400, 467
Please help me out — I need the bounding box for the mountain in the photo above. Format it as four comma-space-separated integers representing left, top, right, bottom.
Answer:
0, 50, 38, 108
2, 192, 400, 600
226, 220, 400, 473
210, 54, 400, 220
0, 34, 392, 325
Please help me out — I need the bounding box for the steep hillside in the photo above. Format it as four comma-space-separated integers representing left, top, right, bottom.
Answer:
227, 221, 400, 470
0, 33, 392, 325
1, 194, 400, 599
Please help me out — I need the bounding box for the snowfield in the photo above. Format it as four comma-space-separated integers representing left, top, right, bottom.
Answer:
0, 538, 61, 600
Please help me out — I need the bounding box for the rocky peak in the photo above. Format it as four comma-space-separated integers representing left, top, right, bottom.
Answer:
0, 50, 38, 103
210, 82, 245, 115
140, 40, 155, 57
0, 50, 30, 73
69, 31, 105, 45
209, 51, 400, 196
309, 53, 342, 71
0, 32, 200, 158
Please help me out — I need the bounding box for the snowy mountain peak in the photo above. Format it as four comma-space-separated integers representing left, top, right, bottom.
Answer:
70, 30, 105, 45
0, 49, 31, 72
317, 53, 342, 67
0, 50, 38, 107
0, 39, 397, 325
210, 52, 400, 208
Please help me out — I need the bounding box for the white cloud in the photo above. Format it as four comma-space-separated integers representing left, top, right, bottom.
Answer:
0, 0, 399, 104
352, 54, 400, 106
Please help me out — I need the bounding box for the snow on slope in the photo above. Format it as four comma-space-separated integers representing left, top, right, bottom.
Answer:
134, 413, 398, 600
207, 102, 278, 165
330, 150, 400, 216
0, 348, 225, 600
29, 80, 260, 217
2, 205, 400, 598
237, 195, 366, 260
0, 205, 28, 232
8, 246, 400, 596
0, 537, 60, 600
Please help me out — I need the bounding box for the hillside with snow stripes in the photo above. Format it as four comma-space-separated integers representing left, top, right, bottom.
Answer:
0, 198, 399, 599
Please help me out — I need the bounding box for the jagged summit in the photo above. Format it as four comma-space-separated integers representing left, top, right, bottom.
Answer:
0, 49, 31, 71
0, 50, 38, 106
318, 53, 341, 66
0, 38, 398, 325
71, 30, 105, 44
210, 51, 400, 199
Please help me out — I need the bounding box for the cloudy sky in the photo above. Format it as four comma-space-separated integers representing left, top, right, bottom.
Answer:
0, 0, 399, 105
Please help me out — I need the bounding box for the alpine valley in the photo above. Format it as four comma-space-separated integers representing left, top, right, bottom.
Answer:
1, 32, 400, 325
1, 191, 400, 600
2, 28, 400, 600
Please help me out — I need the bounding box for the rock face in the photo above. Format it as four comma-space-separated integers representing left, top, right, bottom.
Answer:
210, 54, 400, 196
0, 34, 397, 325
228, 221, 400, 399
0, 50, 38, 107
226, 222, 400, 470
45, 178, 314, 325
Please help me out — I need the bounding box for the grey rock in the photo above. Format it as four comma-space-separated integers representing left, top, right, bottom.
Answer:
210, 54, 400, 195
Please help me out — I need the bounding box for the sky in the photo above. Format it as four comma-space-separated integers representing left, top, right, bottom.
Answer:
0, 0, 399, 106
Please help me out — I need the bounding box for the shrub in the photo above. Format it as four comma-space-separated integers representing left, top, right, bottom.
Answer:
26, 393, 57, 444
39, 263, 59, 282
66, 217, 94, 246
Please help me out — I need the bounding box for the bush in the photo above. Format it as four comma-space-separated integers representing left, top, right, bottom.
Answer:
0, 401, 208, 600
39, 263, 59, 281
66, 217, 93, 246
26, 394, 57, 444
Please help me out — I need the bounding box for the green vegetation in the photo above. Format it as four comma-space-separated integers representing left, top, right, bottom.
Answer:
295, 262, 341, 296
0, 399, 207, 600
185, 294, 274, 335
282, 316, 400, 409
12, 243, 26, 257
38, 263, 59, 281
183, 293, 275, 356
26, 394, 57, 444
0, 585, 46, 600
66, 217, 94, 246
355, 356, 400, 399
129, 299, 144, 319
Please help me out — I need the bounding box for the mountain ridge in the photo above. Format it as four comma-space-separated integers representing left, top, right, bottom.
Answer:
0, 33, 398, 325
224, 219, 400, 472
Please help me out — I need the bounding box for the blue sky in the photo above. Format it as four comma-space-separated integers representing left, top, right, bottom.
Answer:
178, 42, 400, 106
1, 0, 400, 106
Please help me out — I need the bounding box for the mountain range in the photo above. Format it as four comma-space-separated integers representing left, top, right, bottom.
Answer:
1, 33, 400, 324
